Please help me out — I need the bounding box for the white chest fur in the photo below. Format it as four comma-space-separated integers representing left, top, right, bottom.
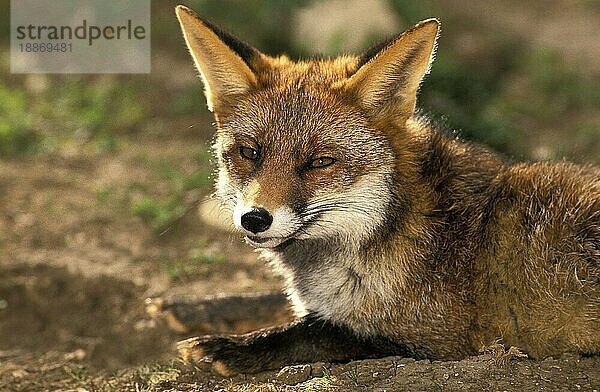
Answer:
261, 246, 405, 336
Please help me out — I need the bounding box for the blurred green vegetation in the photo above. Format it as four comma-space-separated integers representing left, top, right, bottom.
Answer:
194, 0, 313, 56
0, 77, 145, 156
128, 149, 213, 234
160, 238, 225, 282
92, 149, 213, 235
0, 82, 37, 155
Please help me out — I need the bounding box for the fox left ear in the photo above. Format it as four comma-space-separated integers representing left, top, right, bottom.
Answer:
175, 5, 264, 115
343, 19, 440, 121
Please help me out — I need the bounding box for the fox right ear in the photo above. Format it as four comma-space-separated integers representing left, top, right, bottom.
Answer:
175, 6, 260, 113
343, 19, 440, 121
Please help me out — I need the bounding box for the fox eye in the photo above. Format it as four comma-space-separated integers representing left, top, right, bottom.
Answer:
240, 146, 259, 161
308, 157, 336, 169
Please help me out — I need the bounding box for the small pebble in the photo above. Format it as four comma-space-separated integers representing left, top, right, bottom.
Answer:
311, 362, 326, 377
276, 364, 312, 385
12, 369, 28, 378
64, 349, 87, 361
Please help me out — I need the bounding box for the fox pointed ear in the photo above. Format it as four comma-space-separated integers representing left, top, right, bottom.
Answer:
175, 5, 260, 113
345, 19, 440, 120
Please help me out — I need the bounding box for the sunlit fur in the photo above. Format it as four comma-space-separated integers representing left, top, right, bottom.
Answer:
177, 5, 600, 362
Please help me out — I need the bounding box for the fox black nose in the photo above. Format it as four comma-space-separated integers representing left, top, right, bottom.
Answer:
241, 208, 273, 234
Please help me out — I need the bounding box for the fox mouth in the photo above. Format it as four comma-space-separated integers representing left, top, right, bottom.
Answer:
242, 214, 320, 248
244, 235, 292, 248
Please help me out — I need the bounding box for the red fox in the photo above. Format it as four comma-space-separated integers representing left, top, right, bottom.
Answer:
174, 5, 600, 375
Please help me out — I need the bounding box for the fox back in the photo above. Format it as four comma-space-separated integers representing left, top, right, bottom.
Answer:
176, 6, 600, 361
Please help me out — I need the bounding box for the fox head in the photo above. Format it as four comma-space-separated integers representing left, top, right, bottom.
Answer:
176, 6, 439, 249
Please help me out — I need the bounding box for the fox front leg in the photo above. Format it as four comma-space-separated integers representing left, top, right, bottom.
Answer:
177, 315, 419, 375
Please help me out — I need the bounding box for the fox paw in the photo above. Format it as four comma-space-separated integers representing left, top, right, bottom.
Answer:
177, 336, 247, 376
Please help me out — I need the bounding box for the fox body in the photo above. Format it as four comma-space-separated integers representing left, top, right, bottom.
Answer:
175, 5, 600, 374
